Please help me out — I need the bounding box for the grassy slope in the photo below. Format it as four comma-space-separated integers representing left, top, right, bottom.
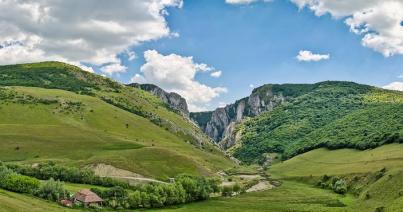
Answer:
0, 189, 72, 212
269, 144, 403, 211
161, 181, 353, 212
156, 144, 403, 212
270, 143, 403, 178
232, 82, 403, 163
0, 61, 214, 147
0, 86, 233, 179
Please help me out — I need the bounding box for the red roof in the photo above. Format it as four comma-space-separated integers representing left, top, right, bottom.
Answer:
74, 189, 104, 203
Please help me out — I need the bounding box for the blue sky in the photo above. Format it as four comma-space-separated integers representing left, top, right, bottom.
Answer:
116, 0, 403, 110
1, 0, 403, 111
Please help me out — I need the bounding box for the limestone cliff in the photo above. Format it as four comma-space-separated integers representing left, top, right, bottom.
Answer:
190, 83, 313, 149
128, 83, 189, 117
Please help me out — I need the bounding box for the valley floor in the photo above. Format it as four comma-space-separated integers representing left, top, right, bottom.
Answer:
1, 144, 402, 211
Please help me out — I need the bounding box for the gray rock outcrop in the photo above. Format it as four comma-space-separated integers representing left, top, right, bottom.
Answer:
190, 84, 293, 149
128, 83, 189, 117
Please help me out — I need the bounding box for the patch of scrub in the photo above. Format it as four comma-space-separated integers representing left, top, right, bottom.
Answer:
90, 163, 143, 178
90, 163, 166, 184
246, 181, 273, 193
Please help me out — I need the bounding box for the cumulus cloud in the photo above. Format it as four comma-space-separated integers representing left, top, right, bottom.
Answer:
100, 62, 127, 75
131, 50, 227, 112
0, 0, 182, 72
225, 0, 273, 5
296, 50, 330, 62
210, 70, 222, 78
382, 82, 403, 91
225, 0, 257, 4
292, 0, 403, 57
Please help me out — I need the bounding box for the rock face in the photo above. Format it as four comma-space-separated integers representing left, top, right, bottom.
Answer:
191, 84, 300, 149
128, 83, 189, 116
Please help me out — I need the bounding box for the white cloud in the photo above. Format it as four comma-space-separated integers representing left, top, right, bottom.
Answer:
292, 0, 403, 57
132, 50, 227, 112
130, 74, 147, 84
210, 70, 222, 78
225, 0, 257, 4
0, 0, 182, 72
218, 102, 227, 108
126, 51, 136, 61
249, 84, 255, 88
398, 74, 403, 79
195, 63, 214, 72
382, 82, 403, 91
100, 63, 127, 75
296, 50, 330, 62
225, 0, 273, 5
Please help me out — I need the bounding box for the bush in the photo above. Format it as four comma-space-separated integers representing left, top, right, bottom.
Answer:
0, 173, 40, 194
333, 179, 347, 194
233, 183, 241, 193
35, 178, 69, 201
222, 185, 233, 197
7, 162, 130, 189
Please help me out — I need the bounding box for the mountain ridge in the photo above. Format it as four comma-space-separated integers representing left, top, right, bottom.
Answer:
191, 81, 403, 164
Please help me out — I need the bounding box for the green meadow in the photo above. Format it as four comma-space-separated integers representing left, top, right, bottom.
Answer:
0, 86, 233, 179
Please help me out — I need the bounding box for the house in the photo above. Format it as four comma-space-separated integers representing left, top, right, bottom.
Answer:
73, 189, 104, 206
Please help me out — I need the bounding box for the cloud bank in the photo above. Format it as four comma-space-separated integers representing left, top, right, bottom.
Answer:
383, 82, 403, 91
0, 0, 182, 73
292, 0, 403, 57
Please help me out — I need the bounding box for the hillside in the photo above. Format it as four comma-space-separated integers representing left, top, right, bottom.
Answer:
191, 81, 402, 164
0, 62, 234, 179
232, 82, 403, 163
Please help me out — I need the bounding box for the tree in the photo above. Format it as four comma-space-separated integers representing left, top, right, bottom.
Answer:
35, 178, 69, 201
333, 179, 347, 194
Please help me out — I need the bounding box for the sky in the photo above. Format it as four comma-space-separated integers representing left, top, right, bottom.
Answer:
0, 0, 403, 111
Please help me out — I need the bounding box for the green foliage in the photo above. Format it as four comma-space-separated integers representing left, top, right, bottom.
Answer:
332, 179, 347, 194
7, 163, 129, 188
221, 185, 233, 197
0, 173, 40, 194
0, 62, 233, 178
0, 61, 120, 94
35, 178, 69, 201
232, 82, 403, 163
89, 175, 218, 209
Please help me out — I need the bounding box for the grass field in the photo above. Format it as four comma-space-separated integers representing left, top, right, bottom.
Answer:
0, 189, 73, 212
160, 144, 403, 212
159, 181, 353, 212
0, 87, 233, 179
1, 145, 403, 211
269, 143, 403, 178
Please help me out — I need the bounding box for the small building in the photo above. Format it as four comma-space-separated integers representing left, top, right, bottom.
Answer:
73, 189, 104, 206
60, 199, 73, 207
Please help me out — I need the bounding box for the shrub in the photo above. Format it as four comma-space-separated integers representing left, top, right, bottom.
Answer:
1, 173, 40, 194
35, 178, 69, 201
333, 179, 347, 194
7, 162, 130, 189
222, 185, 233, 197
233, 183, 241, 193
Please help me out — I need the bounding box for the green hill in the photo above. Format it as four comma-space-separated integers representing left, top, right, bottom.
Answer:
231, 81, 403, 164
0, 62, 234, 179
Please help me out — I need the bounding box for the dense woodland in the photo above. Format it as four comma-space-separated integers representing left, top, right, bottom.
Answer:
233, 82, 403, 164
